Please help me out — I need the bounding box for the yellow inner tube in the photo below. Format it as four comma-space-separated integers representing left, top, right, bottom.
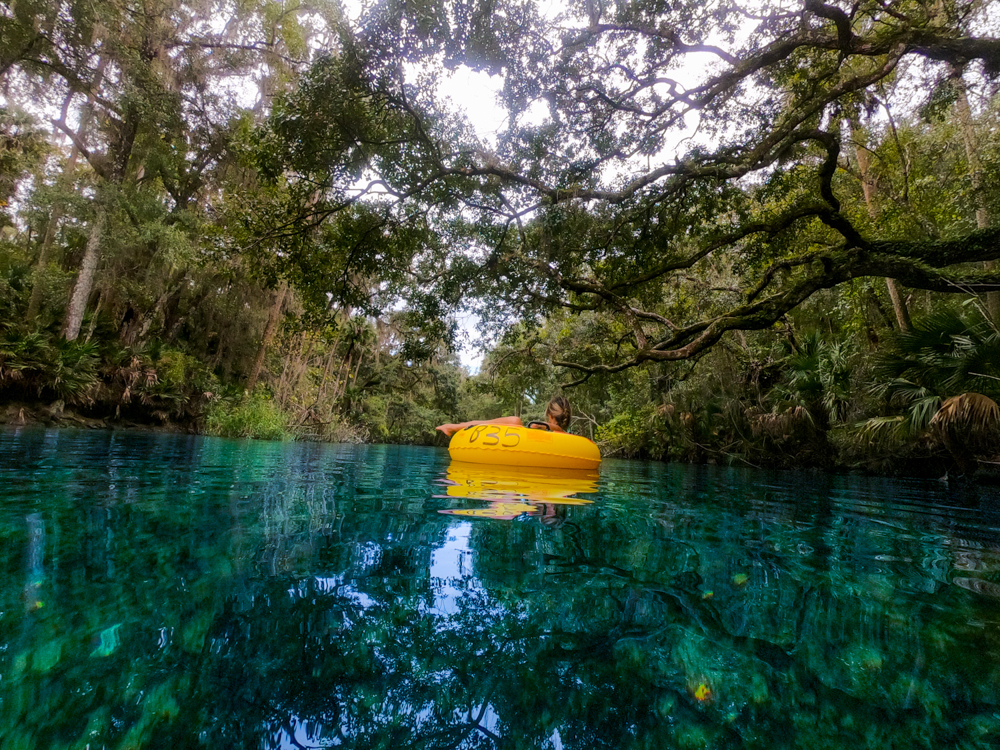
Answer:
447, 424, 601, 470
441, 462, 599, 502
438, 462, 598, 519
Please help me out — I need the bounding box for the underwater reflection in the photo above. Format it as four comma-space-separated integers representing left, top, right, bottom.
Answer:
5, 431, 1000, 749
436, 461, 599, 519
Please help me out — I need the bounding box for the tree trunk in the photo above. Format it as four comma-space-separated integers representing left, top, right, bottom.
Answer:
83, 291, 104, 343
884, 279, 912, 332
295, 335, 317, 404
853, 124, 911, 332
246, 282, 287, 393
332, 349, 353, 404
316, 341, 339, 404
122, 274, 185, 347
374, 317, 387, 367
27, 204, 66, 322
951, 66, 998, 324
61, 55, 136, 342
28, 60, 107, 322
351, 352, 363, 383
277, 331, 303, 408
61, 113, 138, 340
62, 207, 106, 341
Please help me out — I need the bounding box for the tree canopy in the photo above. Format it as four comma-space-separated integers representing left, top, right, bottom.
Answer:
254, 0, 1000, 381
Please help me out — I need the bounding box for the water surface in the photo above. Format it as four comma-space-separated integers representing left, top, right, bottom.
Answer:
2, 428, 1000, 749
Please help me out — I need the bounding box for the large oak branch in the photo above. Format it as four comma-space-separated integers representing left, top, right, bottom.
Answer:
556, 228, 1000, 381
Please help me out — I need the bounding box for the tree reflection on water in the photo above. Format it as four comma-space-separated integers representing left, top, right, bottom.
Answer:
1, 431, 1000, 749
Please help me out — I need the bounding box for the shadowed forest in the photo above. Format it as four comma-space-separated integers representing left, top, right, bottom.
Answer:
2, 0, 1000, 476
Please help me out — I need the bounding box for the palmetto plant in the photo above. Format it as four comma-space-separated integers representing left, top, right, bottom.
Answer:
48, 337, 100, 402
861, 307, 1000, 454
857, 380, 941, 447
773, 332, 854, 429
0, 327, 99, 403
873, 307, 1000, 400
931, 393, 1000, 434
930, 393, 1000, 473
0, 329, 48, 383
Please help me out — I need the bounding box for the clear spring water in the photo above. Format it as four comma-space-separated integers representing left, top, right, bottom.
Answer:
2, 427, 1000, 749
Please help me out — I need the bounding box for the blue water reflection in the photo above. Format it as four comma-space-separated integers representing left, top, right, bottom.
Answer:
2, 427, 1000, 749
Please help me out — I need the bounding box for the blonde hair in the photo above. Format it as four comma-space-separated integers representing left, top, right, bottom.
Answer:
546, 396, 572, 431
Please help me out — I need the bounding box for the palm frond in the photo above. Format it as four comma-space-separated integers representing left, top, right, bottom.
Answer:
909, 395, 943, 432
874, 307, 1000, 399
931, 393, 1000, 434
855, 416, 907, 447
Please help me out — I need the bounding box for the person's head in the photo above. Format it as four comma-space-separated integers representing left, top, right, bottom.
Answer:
545, 396, 572, 432
538, 503, 567, 529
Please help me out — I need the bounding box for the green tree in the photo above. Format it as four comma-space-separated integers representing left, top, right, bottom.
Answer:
256, 0, 1000, 385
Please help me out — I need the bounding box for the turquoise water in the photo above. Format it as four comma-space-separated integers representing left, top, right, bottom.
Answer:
2, 429, 1000, 749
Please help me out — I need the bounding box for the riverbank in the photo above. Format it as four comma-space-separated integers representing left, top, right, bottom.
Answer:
5, 396, 999, 485
1, 400, 193, 434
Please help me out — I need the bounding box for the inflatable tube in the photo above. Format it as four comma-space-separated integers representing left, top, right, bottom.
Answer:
439, 503, 537, 520
447, 424, 601, 470
438, 462, 598, 519
440, 462, 598, 503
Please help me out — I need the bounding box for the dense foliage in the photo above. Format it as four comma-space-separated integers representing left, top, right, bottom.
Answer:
2, 0, 1000, 473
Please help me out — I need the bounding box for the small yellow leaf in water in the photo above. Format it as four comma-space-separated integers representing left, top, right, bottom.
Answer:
732, 573, 749, 586
694, 683, 712, 702
702, 590, 714, 600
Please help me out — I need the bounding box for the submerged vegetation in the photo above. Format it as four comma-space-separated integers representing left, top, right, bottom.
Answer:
4, 431, 1000, 748
2, 0, 1000, 474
